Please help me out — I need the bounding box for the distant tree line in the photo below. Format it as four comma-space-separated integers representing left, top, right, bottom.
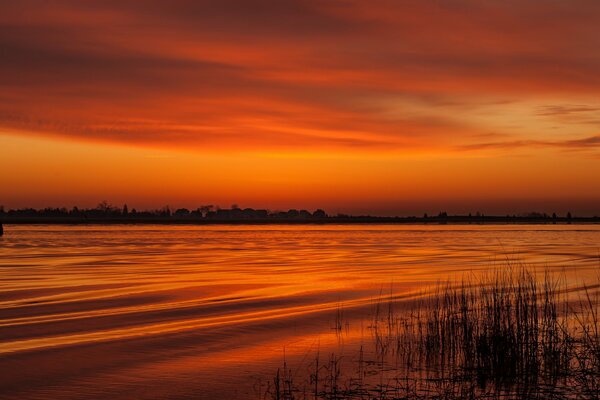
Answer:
0, 202, 328, 223
0, 203, 597, 224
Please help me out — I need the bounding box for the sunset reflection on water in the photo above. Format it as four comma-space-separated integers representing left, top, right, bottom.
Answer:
0, 225, 599, 399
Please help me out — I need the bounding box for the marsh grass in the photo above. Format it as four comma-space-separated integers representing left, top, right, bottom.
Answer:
267, 268, 600, 399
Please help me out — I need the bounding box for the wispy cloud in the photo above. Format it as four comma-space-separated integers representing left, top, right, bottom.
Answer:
1, 1, 600, 152
536, 105, 600, 117
459, 135, 600, 152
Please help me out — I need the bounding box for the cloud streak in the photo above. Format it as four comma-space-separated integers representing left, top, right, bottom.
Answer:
458, 135, 600, 152
1, 0, 600, 152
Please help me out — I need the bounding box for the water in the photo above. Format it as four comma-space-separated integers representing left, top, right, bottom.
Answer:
0, 225, 599, 399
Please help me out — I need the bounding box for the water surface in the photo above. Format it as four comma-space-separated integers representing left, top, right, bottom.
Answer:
0, 225, 599, 399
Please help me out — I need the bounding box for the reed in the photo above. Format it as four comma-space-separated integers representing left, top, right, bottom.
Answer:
268, 267, 600, 399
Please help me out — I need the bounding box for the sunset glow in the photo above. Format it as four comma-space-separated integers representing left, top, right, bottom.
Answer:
1, 1, 599, 214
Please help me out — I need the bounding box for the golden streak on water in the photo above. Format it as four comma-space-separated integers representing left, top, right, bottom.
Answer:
0, 225, 599, 399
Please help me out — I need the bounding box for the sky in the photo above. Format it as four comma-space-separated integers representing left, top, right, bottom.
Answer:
1, 0, 599, 215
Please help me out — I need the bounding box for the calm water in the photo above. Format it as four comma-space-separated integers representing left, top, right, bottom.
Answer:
0, 224, 599, 399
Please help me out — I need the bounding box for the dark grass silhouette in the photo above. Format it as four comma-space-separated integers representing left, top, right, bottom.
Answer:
267, 268, 600, 399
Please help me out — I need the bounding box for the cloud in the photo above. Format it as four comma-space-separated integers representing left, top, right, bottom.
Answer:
536, 105, 600, 117
1, 1, 600, 152
458, 135, 600, 152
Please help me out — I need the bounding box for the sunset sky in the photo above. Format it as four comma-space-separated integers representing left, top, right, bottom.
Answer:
1, 1, 599, 215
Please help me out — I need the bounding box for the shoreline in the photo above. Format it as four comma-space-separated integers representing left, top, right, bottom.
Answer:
1, 217, 599, 225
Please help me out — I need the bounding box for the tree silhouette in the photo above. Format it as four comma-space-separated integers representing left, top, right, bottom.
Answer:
313, 209, 327, 218
96, 201, 115, 213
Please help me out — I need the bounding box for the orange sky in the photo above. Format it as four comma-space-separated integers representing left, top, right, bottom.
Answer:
1, 1, 599, 215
